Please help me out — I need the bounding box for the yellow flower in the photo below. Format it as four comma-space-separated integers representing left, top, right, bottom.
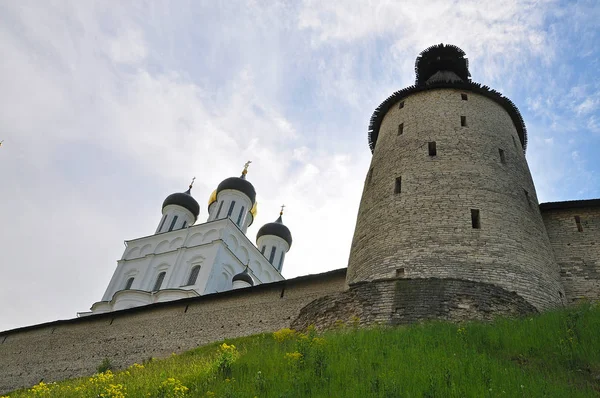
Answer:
273, 328, 296, 342
285, 351, 303, 362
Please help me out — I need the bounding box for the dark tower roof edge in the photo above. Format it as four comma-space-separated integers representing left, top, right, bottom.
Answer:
162, 189, 200, 221
368, 44, 527, 153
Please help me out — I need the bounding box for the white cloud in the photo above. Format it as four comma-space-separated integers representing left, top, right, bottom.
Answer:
0, 0, 598, 331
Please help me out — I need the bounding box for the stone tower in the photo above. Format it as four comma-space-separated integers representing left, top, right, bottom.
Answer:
346, 44, 564, 311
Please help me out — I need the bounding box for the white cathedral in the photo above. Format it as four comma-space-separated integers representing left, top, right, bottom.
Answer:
80, 162, 292, 315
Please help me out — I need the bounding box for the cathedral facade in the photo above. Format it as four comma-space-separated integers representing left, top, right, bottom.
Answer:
83, 164, 292, 315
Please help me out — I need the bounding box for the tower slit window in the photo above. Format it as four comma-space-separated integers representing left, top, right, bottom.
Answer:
168, 215, 178, 232
512, 136, 518, 150
153, 272, 166, 292
269, 246, 276, 264
236, 206, 245, 226
398, 123, 404, 135
278, 252, 284, 271
182, 221, 187, 229
261, 245, 266, 255
394, 177, 402, 194
575, 216, 583, 232
471, 209, 481, 229
227, 201, 236, 218
428, 141, 437, 156
524, 190, 531, 207
461, 93, 468, 101
158, 214, 167, 232
367, 168, 374, 184
399, 101, 405, 109
186, 265, 201, 286
216, 201, 224, 219
499, 148, 506, 164
124, 277, 134, 290
461, 116, 467, 127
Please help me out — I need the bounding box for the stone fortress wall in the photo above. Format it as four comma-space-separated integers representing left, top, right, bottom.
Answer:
347, 88, 564, 311
541, 200, 600, 303
0, 270, 346, 394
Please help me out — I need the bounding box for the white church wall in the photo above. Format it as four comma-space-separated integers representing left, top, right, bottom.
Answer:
93, 217, 282, 313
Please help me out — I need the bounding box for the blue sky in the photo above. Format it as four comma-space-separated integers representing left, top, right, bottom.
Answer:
0, 0, 599, 331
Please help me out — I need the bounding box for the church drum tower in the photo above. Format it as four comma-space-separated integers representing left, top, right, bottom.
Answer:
346, 44, 564, 311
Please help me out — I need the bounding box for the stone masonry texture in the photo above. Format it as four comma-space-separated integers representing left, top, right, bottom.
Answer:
291, 277, 537, 331
542, 204, 600, 303
0, 270, 346, 394
347, 88, 564, 311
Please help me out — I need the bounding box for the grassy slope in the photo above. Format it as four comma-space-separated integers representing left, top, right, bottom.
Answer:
6, 304, 600, 397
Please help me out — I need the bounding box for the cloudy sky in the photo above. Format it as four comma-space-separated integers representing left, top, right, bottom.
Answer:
1, 0, 599, 331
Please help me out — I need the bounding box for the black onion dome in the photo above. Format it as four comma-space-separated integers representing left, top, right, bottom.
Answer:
256, 215, 292, 248
415, 43, 470, 85
162, 188, 200, 221
232, 268, 254, 286
368, 43, 527, 153
217, 176, 256, 204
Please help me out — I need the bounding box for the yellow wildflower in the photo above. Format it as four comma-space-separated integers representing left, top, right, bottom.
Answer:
273, 328, 296, 342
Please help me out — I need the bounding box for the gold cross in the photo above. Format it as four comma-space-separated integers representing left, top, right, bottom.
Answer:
189, 176, 196, 189
280, 204, 285, 215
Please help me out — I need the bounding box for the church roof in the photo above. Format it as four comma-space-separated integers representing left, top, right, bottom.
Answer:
256, 215, 292, 248
232, 268, 254, 286
217, 176, 256, 205
162, 188, 200, 221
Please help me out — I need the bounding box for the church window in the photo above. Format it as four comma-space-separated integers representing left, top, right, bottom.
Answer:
236, 206, 245, 226
398, 123, 404, 135
471, 209, 481, 229
575, 216, 583, 232
367, 168, 373, 184
124, 277, 134, 290
394, 177, 402, 194
461, 93, 468, 101
428, 141, 437, 156
216, 201, 224, 219
261, 245, 266, 254
269, 247, 276, 264
227, 201, 236, 218
461, 116, 467, 127
168, 215, 178, 232
278, 252, 284, 271
153, 272, 166, 292
499, 148, 506, 164
158, 214, 167, 232
182, 221, 187, 229
399, 101, 405, 109
186, 265, 201, 286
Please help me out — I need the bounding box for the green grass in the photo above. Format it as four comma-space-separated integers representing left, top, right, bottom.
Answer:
6, 303, 600, 397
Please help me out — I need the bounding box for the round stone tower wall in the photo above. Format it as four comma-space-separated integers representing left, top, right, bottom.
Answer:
347, 88, 564, 311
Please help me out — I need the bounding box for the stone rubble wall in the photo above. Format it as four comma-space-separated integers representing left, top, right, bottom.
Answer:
347, 88, 564, 311
542, 205, 600, 303
292, 277, 537, 331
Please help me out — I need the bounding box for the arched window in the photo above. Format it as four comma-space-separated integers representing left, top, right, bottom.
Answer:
216, 201, 224, 219
269, 246, 276, 264
168, 215, 178, 232
124, 277, 134, 290
236, 206, 245, 226
186, 265, 201, 286
153, 271, 166, 292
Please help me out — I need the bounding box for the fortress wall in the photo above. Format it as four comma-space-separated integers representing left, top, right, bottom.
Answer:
347, 88, 564, 311
0, 269, 346, 394
542, 203, 600, 303
291, 278, 537, 331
